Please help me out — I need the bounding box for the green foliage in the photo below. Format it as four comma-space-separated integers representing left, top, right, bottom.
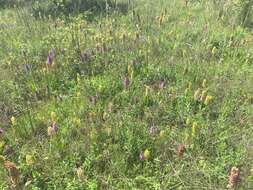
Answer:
31, 0, 113, 18
0, 0, 253, 189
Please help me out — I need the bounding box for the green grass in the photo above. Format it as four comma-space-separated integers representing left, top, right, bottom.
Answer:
1, 0, 253, 189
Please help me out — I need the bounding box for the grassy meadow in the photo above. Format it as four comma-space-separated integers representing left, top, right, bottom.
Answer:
0, 0, 253, 189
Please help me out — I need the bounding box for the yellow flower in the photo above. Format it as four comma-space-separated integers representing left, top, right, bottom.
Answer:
250, 168, 253, 176
144, 149, 150, 160
51, 112, 57, 122
192, 122, 198, 138
159, 130, 165, 138
200, 90, 207, 102
76, 91, 81, 97
0, 155, 6, 165
73, 117, 81, 127
202, 79, 207, 88
11, 116, 16, 126
26, 155, 34, 166
145, 85, 150, 96
204, 95, 213, 105
194, 88, 201, 101
212, 46, 217, 55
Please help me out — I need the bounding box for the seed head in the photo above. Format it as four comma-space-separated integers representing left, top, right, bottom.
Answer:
227, 167, 240, 188
178, 144, 186, 157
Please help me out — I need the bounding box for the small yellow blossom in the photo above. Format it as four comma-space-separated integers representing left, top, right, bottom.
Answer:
51, 112, 57, 122
159, 130, 165, 138
194, 88, 201, 101
212, 46, 217, 55
11, 116, 16, 126
192, 122, 198, 138
145, 85, 150, 96
200, 90, 207, 102
73, 117, 81, 127
204, 95, 213, 105
77, 73, 81, 84
144, 149, 150, 160
202, 79, 207, 88
76, 91, 81, 97
26, 155, 34, 166
0, 155, 6, 165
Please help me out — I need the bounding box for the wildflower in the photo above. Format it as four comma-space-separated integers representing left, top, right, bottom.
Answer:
123, 75, 130, 89
194, 88, 201, 101
145, 85, 150, 96
139, 151, 145, 161
0, 128, 4, 135
159, 81, 165, 90
178, 144, 186, 157
200, 90, 207, 102
76, 167, 85, 181
227, 167, 240, 188
47, 50, 54, 66
211, 46, 217, 55
76, 91, 81, 97
77, 73, 81, 83
4, 161, 20, 185
159, 130, 165, 138
11, 116, 16, 126
90, 130, 98, 143
73, 117, 81, 127
202, 79, 207, 88
149, 125, 157, 136
143, 149, 150, 160
60, 48, 65, 54
0, 155, 5, 165
204, 95, 213, 105
47, 123, 58, 137
50, 112, 57, 122
192, 122, 198, 138
250, 168, 253, 176
26, 155, 34, 166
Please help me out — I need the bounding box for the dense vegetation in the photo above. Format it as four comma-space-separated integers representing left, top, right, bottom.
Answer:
0, 0, 253, 189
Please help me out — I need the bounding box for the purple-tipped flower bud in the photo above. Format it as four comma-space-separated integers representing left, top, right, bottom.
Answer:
123, 75, 130, 89
159, 81, 165, 90
149, 125, 157, 135
139, 151, 144, 161
0, 128, 4, 135
60, 48, 65, 54
52, 123, 59, 132
47, 50, 54, 65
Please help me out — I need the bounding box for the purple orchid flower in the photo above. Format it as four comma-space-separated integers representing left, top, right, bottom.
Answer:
47, 50, 54, 65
